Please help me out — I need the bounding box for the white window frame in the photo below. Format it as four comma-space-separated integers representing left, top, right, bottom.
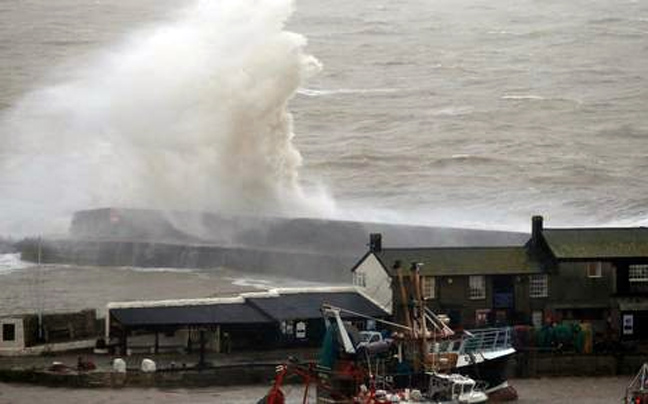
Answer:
423, 276, 436, 299
468, 276, 486, 300
529, 274, 548, 298
629, 264, 648, 282
353, 271, 367, 287
586, 262, 603, 278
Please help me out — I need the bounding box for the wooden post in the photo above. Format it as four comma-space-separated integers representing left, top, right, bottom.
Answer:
122, 327, 128, 356
199, 329, 206, 369
215, 325, 221, 353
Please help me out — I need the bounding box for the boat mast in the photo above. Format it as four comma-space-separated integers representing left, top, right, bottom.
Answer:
395, 261, 413, 335
411, 262, 428, 371
37, 236, 43, 341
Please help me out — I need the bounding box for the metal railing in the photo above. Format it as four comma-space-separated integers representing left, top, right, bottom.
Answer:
437, 327, 512, 354
460, 327, 512, 354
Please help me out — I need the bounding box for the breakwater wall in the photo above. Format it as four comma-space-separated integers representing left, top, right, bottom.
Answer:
16, 208, 527, 283
19, 239, 354, 283
0, 363, 277, 389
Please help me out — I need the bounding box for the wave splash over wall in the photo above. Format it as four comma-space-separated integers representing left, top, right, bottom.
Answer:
0, 0, 335, 235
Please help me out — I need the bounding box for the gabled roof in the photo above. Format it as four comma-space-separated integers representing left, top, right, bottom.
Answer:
372, 246, 541, 276
543, 228, 648, 259
108, 287, 389, 327
247, 291, 388, 321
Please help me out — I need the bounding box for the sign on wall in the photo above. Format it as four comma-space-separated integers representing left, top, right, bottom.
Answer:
295, 321, 306, 339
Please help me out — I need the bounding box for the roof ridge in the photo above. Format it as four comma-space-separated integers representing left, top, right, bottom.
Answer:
545, 227, 648, 231
380, 245, 526, 251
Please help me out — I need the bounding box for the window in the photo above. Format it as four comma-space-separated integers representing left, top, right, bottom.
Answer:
475, 309, 490, 327
2, 323, 15, 342
468, 276, 486, 300
532, 311, 543, 328
529, 274, 548, 298
586, 262, 602, 278
280, 321, 294, 335
629, 265, 648, 282
423, 276, 436, 299
623, 314, 634, 335
353, 271, 367, 287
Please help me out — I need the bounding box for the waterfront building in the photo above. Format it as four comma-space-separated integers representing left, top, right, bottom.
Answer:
107, 287, 388, 355
351, 216, 648, 342
0, 310, 100, 356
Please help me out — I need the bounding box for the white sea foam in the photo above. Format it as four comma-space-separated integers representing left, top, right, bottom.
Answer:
501, 94, 547, 101
0, 253, 33, 274
228, 276, 324, 290
0, 0, 336, 236
119, 266, 196, 274
229, 277, 275, 289
430, 106, 475, 116
297, 87, 397, 97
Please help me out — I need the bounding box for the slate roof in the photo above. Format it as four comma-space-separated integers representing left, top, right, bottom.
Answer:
543, 228, 648, 259
109, 289, 388, 327
247, 292, 388, 321
110, 303, 273, 327
373, 246, 541, 276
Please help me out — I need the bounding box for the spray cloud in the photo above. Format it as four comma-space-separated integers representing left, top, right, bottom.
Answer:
0, 0, 335, 236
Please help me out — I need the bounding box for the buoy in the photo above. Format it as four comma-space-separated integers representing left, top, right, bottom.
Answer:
112, 358, 127, 373
141, 358, 157, 373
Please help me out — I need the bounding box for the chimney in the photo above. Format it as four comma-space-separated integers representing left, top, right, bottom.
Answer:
369, 233, 382, 253
531, 215, 544, 247
410, 262, 419, 272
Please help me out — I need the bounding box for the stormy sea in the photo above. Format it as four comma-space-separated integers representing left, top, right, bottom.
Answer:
0, 0, 647, 235
0, 0, 646, 402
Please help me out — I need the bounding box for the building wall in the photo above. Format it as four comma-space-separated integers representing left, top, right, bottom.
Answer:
41, 309, 99, 343
437, 276, 496, 328
551, 262, 615, 306
354, 254, 393, 313
126, 329, 191, 354
21, 315, 39, 347
615, 259, 648, 295
423, 274, 547, 328
0, 318, 25, 350
394, 274, 498, 329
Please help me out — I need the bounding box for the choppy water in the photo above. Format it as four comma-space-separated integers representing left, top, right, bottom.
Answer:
0, 0, 646, 234
0, 254, 325, 317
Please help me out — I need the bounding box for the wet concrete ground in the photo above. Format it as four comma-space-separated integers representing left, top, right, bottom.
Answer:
0, 376, 630, 403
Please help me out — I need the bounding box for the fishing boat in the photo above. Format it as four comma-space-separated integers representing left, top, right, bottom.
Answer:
625, 363, 648, 404
390, 262, 516, 399
260, 265, 516, 402
431, 326, 516, 398
260, 305, 488, 403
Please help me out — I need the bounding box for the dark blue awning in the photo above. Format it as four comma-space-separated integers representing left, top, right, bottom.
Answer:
111, 303, 273, 327
247, 292, 388, 321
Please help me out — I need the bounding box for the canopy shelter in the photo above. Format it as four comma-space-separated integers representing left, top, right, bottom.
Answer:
107, 287, 389, 358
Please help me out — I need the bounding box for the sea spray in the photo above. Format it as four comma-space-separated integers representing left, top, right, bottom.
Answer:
0, 0, 335, 236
